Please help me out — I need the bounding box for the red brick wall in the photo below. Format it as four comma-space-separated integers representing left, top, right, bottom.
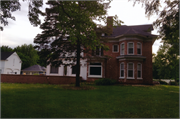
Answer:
1, 74, 82, 84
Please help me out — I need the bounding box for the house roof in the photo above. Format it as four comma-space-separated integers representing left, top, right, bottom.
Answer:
1, 52, 14, 60
21, 65, 46, 72
107, 24, 157, 38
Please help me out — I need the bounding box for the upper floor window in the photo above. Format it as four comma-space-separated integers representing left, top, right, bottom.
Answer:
137, 42, 142, 55
128, 42, 134, 55
120, 43, 125, 55
120, 62, 125, 78
92, 47, 103, 56
127, 63, 134, 78
50, 65, 58, 74
112, 44, 119, 53
137, 63, 142, 78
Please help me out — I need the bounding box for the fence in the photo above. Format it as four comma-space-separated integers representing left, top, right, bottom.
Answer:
1, 74, 82, 84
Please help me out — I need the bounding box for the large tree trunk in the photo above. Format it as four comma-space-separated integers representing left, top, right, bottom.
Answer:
75, 38, 81, 87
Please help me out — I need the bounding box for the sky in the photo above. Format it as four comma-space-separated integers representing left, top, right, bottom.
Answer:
0, 0, 162, 54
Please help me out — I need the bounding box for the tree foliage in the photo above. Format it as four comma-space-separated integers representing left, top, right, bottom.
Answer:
0, 0, 44, 31
14, 44, 39, 69
0, 46, 14, 52
34, 1, 122, 87
130, 0, 179, 84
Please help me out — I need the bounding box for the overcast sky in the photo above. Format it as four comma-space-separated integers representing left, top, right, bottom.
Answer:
0, 0, 162, 54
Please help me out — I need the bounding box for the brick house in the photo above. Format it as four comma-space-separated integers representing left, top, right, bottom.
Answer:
46, 17, 157, 84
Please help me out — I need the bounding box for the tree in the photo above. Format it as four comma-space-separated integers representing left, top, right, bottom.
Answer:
0, 0, 45, 31
34, 1, 122, 87
0, 45, 14, 52
14, 44, 39, 69
130, 0, 179, 84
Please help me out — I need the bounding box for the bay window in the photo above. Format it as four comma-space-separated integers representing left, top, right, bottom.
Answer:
127, 63, 134, 78
137, 63, 142, 78
128, 42, 134, 55
137, 43, 142, 55
120, 43, 125, 55
120, 63, 125, 78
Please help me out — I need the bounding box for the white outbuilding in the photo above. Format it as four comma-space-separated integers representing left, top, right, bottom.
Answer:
0, 52, 22, 74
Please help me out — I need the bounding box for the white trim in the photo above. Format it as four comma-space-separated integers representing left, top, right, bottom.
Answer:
120, 42, 125, 55
120, 62, 125, 78
88, 63, 102, 78
127, 42, 134, 55
127, 62, 134, 79
112, 44, 119, 53
137, 63, 142, 79
137, 42, 142, 55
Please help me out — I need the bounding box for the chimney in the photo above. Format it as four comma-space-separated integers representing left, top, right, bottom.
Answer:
107, 16, 113, 35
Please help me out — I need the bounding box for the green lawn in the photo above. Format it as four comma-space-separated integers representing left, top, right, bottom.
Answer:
1, 83, 179, 118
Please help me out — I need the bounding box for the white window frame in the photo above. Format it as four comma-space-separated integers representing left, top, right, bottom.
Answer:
120, 42, 125, 55
137, 63, 142, 79
112, 44, 119, 53
127, 42, 134, 55
127, 62, 134, 79
119, 62, 125, 78
88, 63, 102, 78
137, 42, 142, 55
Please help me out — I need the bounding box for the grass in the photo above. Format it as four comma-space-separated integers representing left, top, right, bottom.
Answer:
1, 83, 179, 118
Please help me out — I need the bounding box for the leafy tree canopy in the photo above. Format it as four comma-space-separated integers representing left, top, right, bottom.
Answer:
0, 0, 45, 31
0, 45, 14, 52
34, 1, 123, 86
14, 44, 39, 69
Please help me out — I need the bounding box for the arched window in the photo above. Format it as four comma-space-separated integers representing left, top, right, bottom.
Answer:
137, 42, 142, 55
127, 62, 134, 78
120, 43, 125, 55
137, 63, 142, 78
120, 62, 125, 78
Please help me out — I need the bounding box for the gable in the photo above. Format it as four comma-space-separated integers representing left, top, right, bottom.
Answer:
1, 52, 14, 60
6, 52, 22, 62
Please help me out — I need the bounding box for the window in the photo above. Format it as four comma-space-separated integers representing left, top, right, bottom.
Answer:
120, 63, 124, 78
127, 63, 134, 78
50, 65, 58, 74
137, 43, 142, 55
137, 63, 142, 78
101, 33, 105, 36
113, 44, 119, 53
128, 42, 134, 54
120, 43, 125, 55
92, 47, 103, 56
72, 65, 78, 74
89, 63, 102, 77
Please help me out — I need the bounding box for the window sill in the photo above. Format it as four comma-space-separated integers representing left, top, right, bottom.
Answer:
88, 75, 102, 78
137, 78, 143, 80
119, 77, 125, 79
127, 77, 135, 79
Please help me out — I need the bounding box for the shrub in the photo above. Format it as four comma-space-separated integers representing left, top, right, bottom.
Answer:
95, 78, 116, 85
159, 80, 168, 85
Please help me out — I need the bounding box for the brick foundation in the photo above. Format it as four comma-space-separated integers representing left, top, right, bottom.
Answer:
1, 74, 82, 84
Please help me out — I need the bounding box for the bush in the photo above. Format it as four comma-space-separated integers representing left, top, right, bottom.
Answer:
95, 78, 116, 85
159, 80, 168, 85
